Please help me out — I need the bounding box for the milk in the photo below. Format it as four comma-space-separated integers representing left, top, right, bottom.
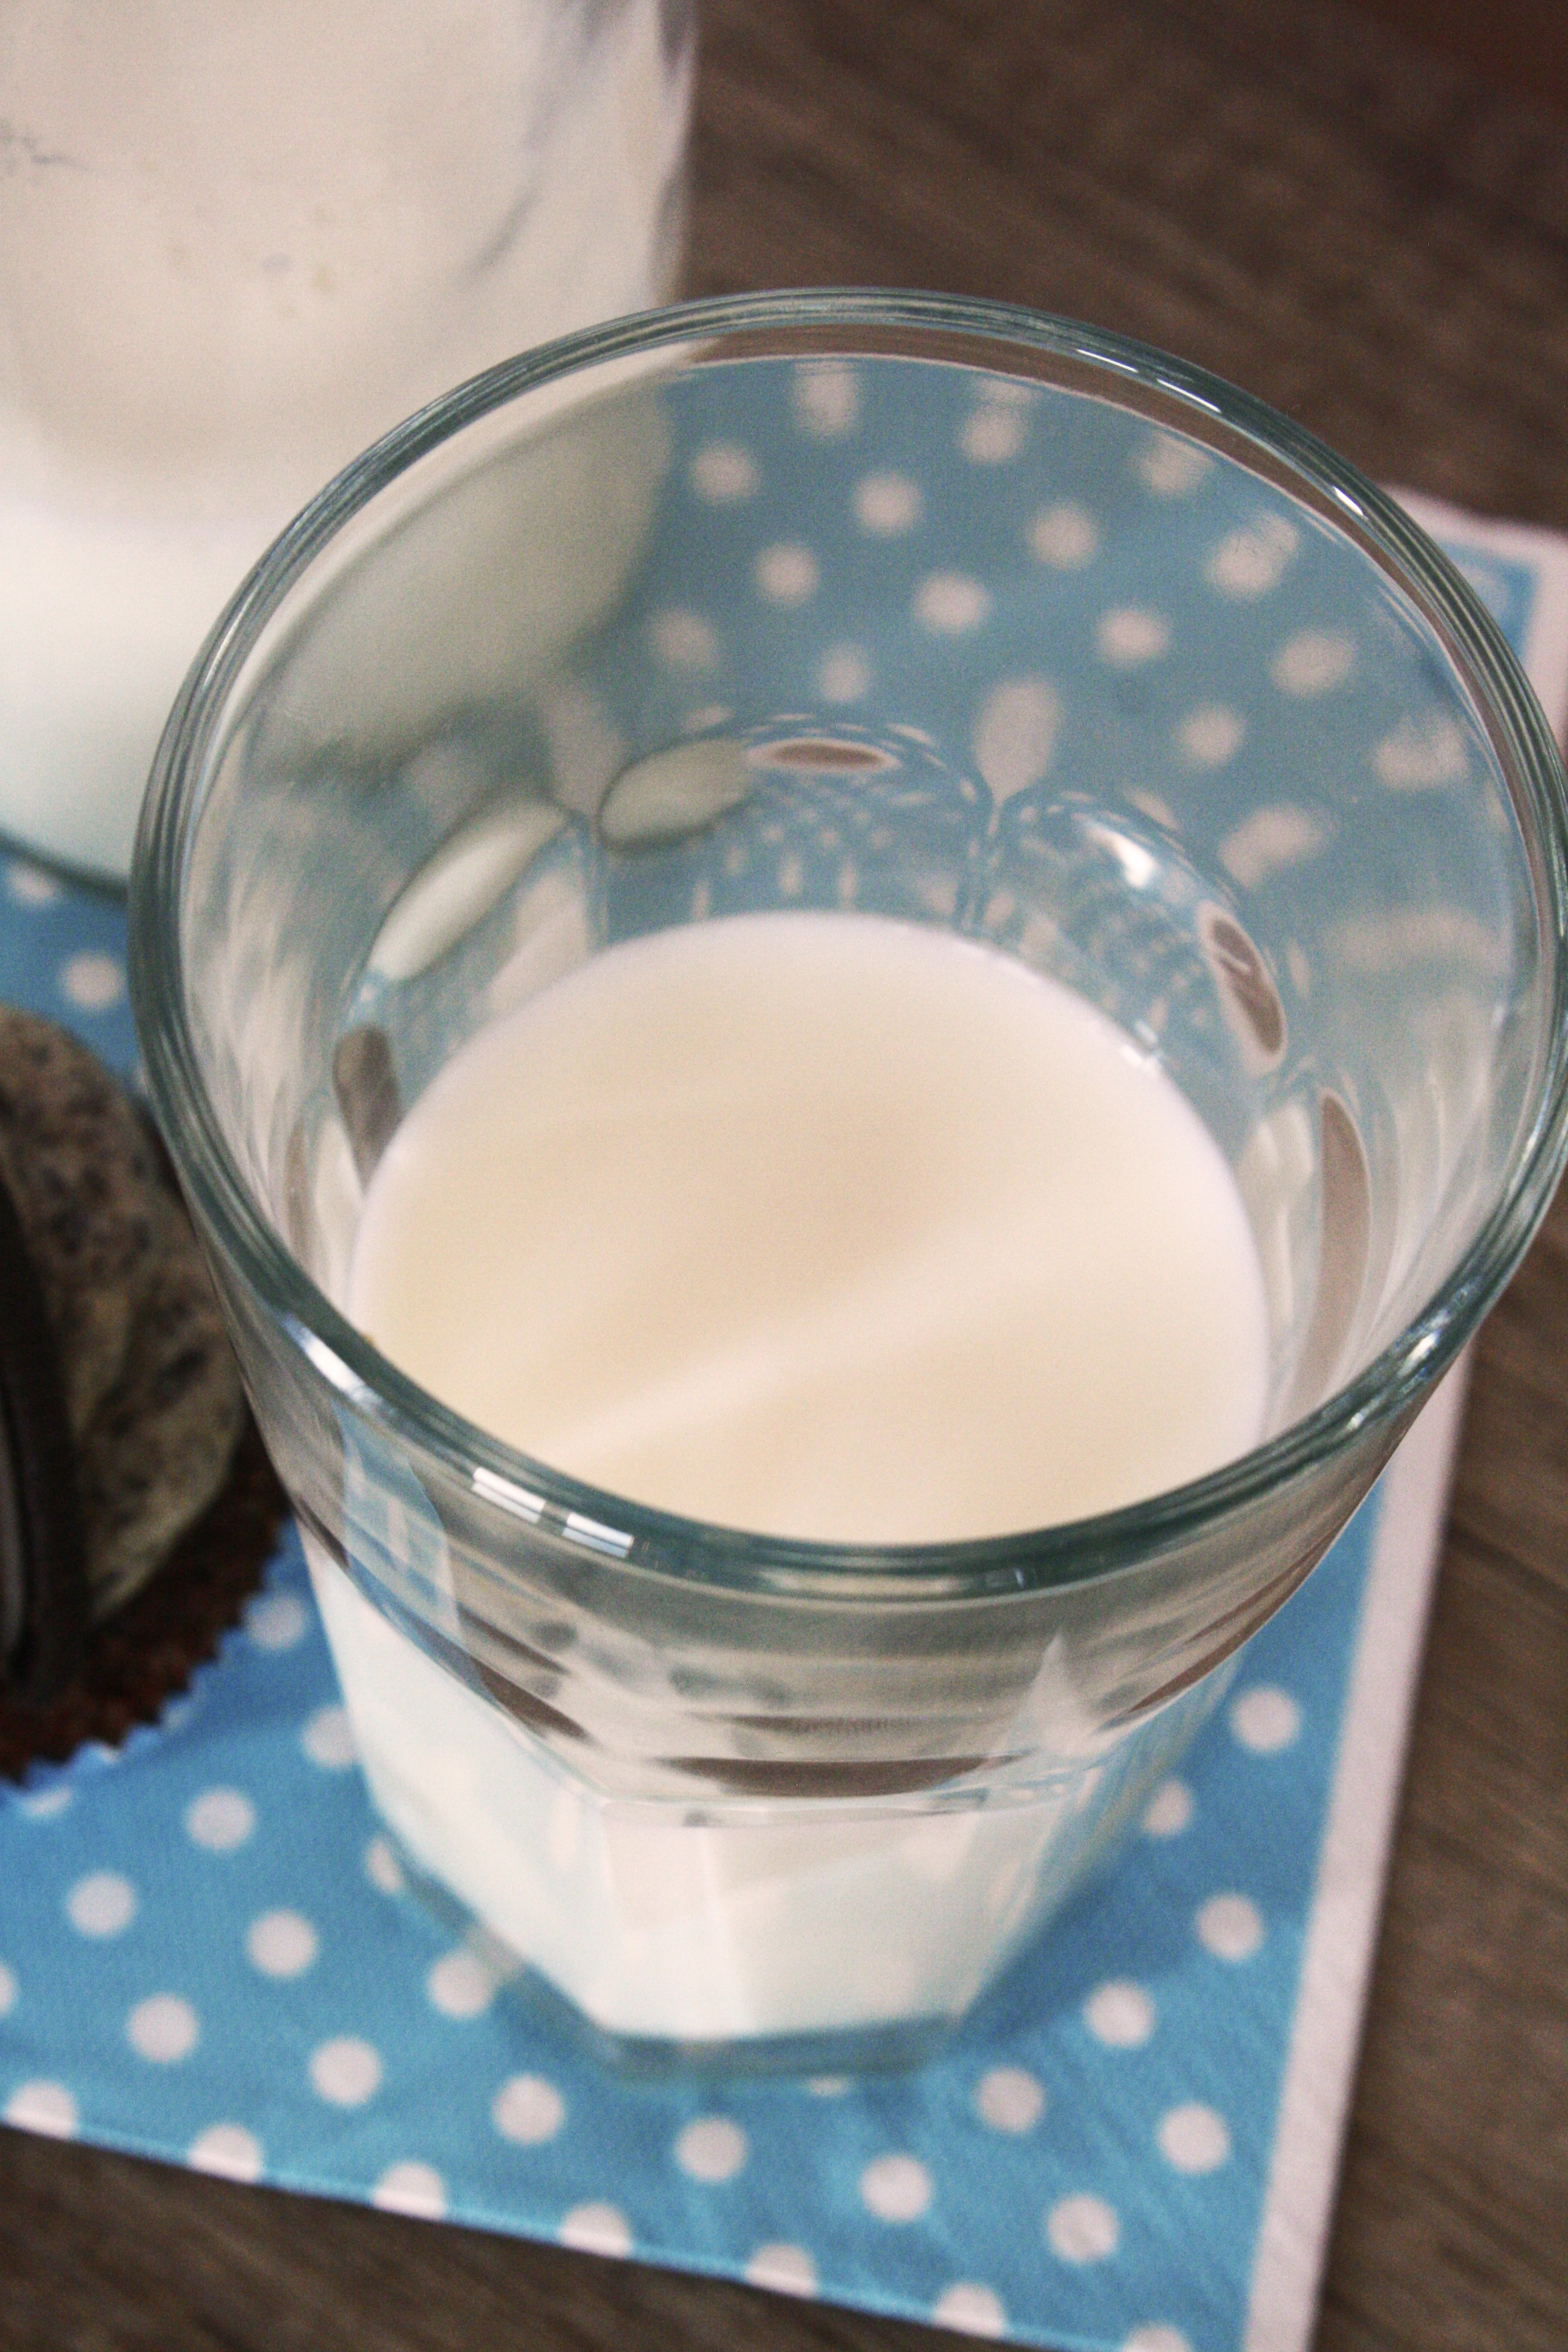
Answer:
350, 912, 1270, 1543
0, 0, 688, 878
318, 909, 1272, 2045
310, 1546, 1235, 2042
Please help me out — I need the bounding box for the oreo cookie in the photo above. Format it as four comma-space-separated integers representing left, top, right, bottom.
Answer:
0, 1157, 88, 1699
0, 1008, 260, 1731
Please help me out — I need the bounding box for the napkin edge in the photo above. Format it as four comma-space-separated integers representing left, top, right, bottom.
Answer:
1391, 487, 1568, 743
1242, 1359, 1468, 2352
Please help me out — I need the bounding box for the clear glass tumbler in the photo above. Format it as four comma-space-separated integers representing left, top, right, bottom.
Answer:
0, 0, 691, 880
131, 292, 1568, 2072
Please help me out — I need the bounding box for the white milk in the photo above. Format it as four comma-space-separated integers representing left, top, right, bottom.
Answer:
316, 909, 1272, 2044
0, 0, 687, 878
350, 912, 1269, 1542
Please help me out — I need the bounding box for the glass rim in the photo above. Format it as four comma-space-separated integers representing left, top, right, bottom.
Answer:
129, 286, 1568, 1598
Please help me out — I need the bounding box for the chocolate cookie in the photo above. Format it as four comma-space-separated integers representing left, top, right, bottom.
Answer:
0, 1153, 88, 1699
78, 1175, 250, 1618
0, 1008, 150, 1441
0, 1009, 249, 1699
0, 1417, 284, 1778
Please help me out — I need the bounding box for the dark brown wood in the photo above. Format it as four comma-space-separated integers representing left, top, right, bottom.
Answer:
3, 2, 1565, 2347
1346, 0, 1568, 122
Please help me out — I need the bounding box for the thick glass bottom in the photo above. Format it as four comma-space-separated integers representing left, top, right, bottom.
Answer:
388, 1829, 960, 2079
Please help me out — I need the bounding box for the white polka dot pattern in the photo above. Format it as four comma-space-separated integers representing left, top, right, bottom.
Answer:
745, 2243, 817, 2296
973, 2066, 1045, 2133
559, 2201, 633, 2258
1373, 715, 1468, 789
309, 2037, 383, 2106
1229, 1685, 1302, 1753
246, 1910, 319, 1979
1157, 2103, 1232, 2174
301, 1706, 356, 1769
689, 442, 760, 503
59, 951, 124, 1010
1029, 503, 1099, 569
1177, 704, 1246, 768
16, 1785, 74, 1820
426, 1949, 497, 2019
5, 2080, 78, 2137
675, 2116, 748, 2183
854, 471, 923, 534
1196, 1892, 1265, 1962
1143, 1779, 1194, 1837
792, 360, 859, 439
1097, 607, 1171, 667
1135, 433, 1210, 497
185, 1787, 255, 1852
932, 2282, 1007, 2337
7, 860, 60, 905
374, 2160, 447, 2219
754, 543, 819, 605
364, 1835, 405, 1895
126, 1995, 199, 2063
860, 2154, 933, 2222
1220, 805, 1324, 889
1271, 627, 1355, 696
246, 1592, 310, 1651
913, 572, 991, 633
1084, 1980, 1156, 2049
817, 644, 870, 702
1206, 516, 1298, 598
189, 2123, 263, 2181
961, 402, 1028, 465
0, 1959, 16, 2016
1046, 2193, 1120, 2263
973, 678, 1059, 804
1123, 2328, 1194, 2352
492, 2074, 566, 2145
66, 1872, 137, 1938
647, 609, 717, 670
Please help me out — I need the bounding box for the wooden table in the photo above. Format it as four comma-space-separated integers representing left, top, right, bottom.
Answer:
3, 3, 1564, 2345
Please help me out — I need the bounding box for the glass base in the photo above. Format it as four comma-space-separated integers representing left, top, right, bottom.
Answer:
385, 1824, 961, 2079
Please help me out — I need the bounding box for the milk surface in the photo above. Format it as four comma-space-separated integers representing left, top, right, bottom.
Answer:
319, 909, 1272, 2045
349, 910, 1270, 1541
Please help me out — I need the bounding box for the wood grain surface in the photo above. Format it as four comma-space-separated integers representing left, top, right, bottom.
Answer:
2, 2, 1564, 2347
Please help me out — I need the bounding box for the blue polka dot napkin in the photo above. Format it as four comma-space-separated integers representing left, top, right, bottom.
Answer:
1, 493, 1564, 2352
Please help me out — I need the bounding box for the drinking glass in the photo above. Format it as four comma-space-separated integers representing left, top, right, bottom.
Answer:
131, 292, 1568, 2070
